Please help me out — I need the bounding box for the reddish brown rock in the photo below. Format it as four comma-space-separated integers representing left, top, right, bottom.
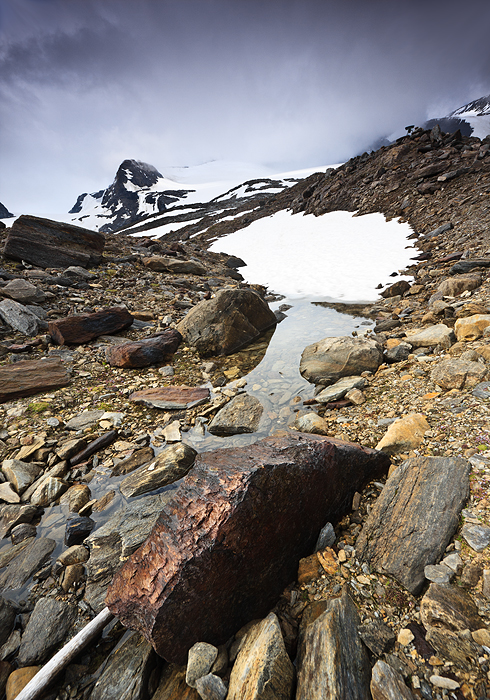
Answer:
49, 307, 133, 345
4, 215, 104, 269
105, 330, 182, 368
0, 357, 71, 403
129, 385, 210, 410
106, 433, 390, 664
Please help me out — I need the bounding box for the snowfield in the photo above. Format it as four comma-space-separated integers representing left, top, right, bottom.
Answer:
209, 209, 414, 301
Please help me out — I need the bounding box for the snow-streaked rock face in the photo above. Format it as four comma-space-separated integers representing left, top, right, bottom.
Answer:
423, 94, 490, 140
68, 158, 329, 234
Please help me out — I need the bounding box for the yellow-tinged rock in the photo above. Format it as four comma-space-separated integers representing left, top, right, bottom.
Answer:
317, 548, 338, 575
375, 413, 429, 455
476, 345, 490, 362
423, 392, 440, 400
471, 627, 490, 646
455, 314, 490, 342
6, 667, 40, 700
397, 628, 414, 646
298, 554, 322, 585
386, 338, 403, 349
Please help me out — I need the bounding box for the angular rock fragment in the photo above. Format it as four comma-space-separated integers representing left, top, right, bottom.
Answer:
177, 288, 277, 356
455, 313, 490, 341
105, 329, 182, 368
129, 386, 210, 410
300, 336, 382, 386
144, 256, 207, 275
296, 587, 371, 700
152, 665, 200, 699
0, 504, 38, 539
186, 643, 218, 688
106, 433, 389, 663
0, 537, 55, 592
430, 357, 487, 390
375, 413, 429, 455
436, 273, 482, 297
380, 280, 411, 298
208, 393, 263, 436
356, 456, 470, 594
17, 597, 77, 666
90, 632, 155, 700
371, 660, 415, 700
420, 583, 482, 632
119, 443, 197, 498
315, 375, 365, 403
461, 522, 490, 552
49, 306, 133, 345
0, 598, 15, 647
0, 279, 45, 305
404, 324, 454, 349
0, 299, 41, 336
0, 357, 70, 403
1, 460, 41, 496
4, 215, 104, 269
227, 613, 293, 700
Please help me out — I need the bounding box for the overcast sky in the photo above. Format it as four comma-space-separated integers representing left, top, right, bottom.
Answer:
1, 0, 490, 214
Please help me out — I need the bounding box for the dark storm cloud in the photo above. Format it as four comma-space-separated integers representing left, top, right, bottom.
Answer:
1, 0, 490, 212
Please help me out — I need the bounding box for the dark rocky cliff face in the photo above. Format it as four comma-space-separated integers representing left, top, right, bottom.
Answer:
0, 201, 14, 218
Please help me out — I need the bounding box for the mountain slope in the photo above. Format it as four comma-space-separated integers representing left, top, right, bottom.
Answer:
423, 93, 490, 140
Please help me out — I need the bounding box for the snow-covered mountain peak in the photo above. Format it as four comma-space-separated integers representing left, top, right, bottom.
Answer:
450, 94, 490, 118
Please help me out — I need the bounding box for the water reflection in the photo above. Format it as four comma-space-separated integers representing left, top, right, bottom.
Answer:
184, 298, 374, 451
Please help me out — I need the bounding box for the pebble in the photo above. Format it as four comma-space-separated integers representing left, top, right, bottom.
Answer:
429, 675, 460, 690
397, 628, 414, 646
424, 564, 454, 584
461, 523, 490, 552
186, 642, 219, 688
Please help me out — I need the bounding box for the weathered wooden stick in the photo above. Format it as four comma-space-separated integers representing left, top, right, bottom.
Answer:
14, 606, 114, 700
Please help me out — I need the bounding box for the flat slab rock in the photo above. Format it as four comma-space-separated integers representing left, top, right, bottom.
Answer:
208, 393, 263, 436
49, 306, 133, 345
0, 357, 71, 403
4, 214, 105, 269
106, 433, 390, 664
129, 385, 210, 410
356, 456, 470, 594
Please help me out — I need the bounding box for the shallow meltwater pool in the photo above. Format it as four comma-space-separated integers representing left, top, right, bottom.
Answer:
184, 297, 375, 451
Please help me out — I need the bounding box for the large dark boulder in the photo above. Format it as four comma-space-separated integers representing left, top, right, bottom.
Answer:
4, 215, 104, 269
177, 288, 277, 356
106, 433, 390, 664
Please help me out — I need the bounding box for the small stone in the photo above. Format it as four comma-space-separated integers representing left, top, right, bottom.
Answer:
397, 628, 415, 646
370, 659, 414, 700
359, 620, 396, 656
461, 523, 490, 552
30, 476, 68, 507
61, 563, 85, 592
208, 394, 263, 436
345, 388, 365, 405
163, 420, 181, 443
460, 563, 482, 588
482, 569, 490, 598
5, 667, 40, 700
57, 544, 90, 566
194, 673, 227, 700
1, 459, 41, 496
10, 523, 36, 545
293, 412, 329, 435
441, 552, 463, 574
158, 365, 174, 377
186, 642, 218, 688
424, 564, 454, 584
64, 516, 95, 546
375, 413, 429, 455
472, 628, 490, 647
429, 675, 460, 690
0, 483, 20, 504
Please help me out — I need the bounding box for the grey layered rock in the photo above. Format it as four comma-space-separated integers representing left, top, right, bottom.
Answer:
119, 443, 197, 498
85, 492, 175, 611
0, 537, 55, 592
0, 504, 38, 539
17, 597, 77, 666
424, 564, 454, 584
430, 358, 487, 390
29, 476, 68, 507
177, 288, 277, 356
425, 627, 479, 669
461, 523, 490, 552
65, 410, 105, 431
315, 522, 336, 552
296, 587, 371, 700
315, 375, 365, 403
227, 613, 294, 700
208, 394, 263, 436
356, 456, 470, 594
404, 324, 455, 349
420, 583, 482, 632
11, 523, 36, 545
300, 336, 382, 386
0, 279, 46, 304
358, 620, 396, 656
0, 299, 40, 336
0, 598, 15, 647
371, 660, 415, 700
195, 674, 227, 700
186, 642, 218, 688
1, 459, 42, 495
385, 342, 412, 363
90, 631, 155, 700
